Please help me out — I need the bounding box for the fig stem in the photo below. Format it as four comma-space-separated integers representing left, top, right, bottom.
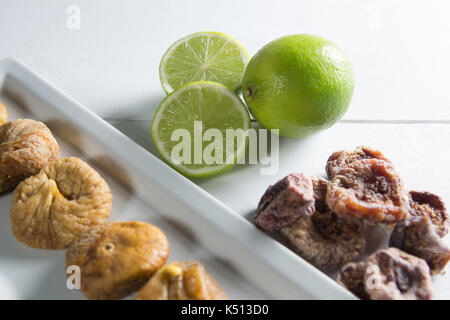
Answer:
163, 264, 183, 279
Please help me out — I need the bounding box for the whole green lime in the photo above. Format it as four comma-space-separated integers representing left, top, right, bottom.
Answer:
242, 34, 354, 138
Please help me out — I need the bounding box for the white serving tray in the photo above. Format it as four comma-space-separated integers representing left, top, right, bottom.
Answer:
0, 57, 355, 300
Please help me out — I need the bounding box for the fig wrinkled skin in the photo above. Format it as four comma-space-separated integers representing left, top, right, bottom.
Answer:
281, 177, 365, 270
389, 217, 450, 275
326, 159, 410, 223
10, 157, 112, 249
66, 221, 170, 300
311, 176, 328, 213
134, 261, 228, 300
0, 102, 7, 125
409, 191, 448, 238
254, 173, 315, 232
326, 146, 392, 179
0, 119, 59, 193
282, 211, 365, 270
336, 262, 369, 300
364, 248, 433, 300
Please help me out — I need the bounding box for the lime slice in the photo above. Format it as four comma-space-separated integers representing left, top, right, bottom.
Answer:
159, 32, 249, 94
151, 81, 251, 178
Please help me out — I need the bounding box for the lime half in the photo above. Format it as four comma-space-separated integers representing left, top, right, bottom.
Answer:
159, 32, 249, 94
151, 81, 251, 178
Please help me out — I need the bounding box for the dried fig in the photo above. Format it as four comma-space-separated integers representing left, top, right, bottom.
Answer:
364, 248, 433, 300
10, 157, 112, 249
336, 262, 369, 300
0, 119, 59, 193
311, 176, 329, 213
282, 176, 365, 270
66, 221, 170, 300
326, 159, 410, 223
281, 210, 365, 270
254, 173, 315, 232
134, 261, 227, 300
409, 191, 448, 237
326, 146, 391, 179
0, 102, 7, 125
389, 217, 450, 275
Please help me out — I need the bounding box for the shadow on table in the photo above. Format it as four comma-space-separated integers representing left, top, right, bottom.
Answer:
106, 92, 164, 157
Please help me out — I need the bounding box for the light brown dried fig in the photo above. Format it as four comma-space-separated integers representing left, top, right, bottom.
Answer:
0, 119, 59, 193
66, 221, 170, 300
10, 157, 112, 249
134, 261, 227, 300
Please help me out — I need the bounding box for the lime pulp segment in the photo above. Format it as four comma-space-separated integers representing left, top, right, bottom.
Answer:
151, 81, 251, 178
159, 32, 249, 94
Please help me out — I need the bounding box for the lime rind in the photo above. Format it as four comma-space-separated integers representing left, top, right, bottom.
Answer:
159, 32, 249, 94
151, 81, 251, 179
242, 34, 354, 138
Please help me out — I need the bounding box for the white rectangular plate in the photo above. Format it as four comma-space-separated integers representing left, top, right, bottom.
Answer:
0, 57, 354, 300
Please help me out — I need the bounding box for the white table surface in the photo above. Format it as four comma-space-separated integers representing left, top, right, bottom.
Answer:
2, 0, 450, 299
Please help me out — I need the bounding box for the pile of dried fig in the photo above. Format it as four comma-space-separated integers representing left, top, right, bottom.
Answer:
254, 146, 449, 300
1, 104, 227, 300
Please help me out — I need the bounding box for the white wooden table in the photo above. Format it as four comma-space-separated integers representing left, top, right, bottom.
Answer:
1, 0, 450, 299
